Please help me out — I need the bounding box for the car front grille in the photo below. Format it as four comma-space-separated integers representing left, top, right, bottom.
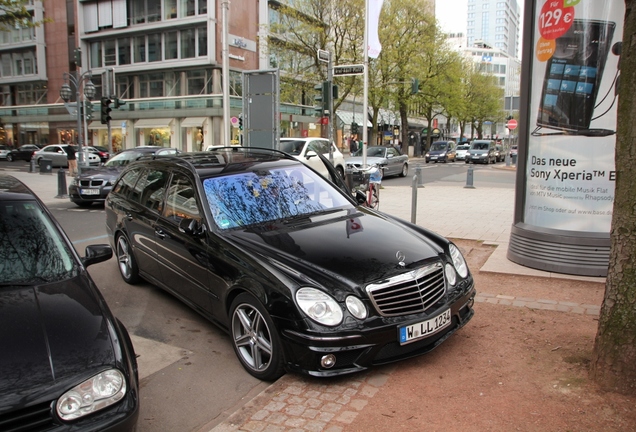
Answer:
365, 262, 446, 317
79, 179, 105, 187
0, 401, 56, 432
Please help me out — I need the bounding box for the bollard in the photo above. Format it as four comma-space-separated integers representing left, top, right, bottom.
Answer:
464, 164, 475, 189
411, 174, 418, 224
505, 152, 511, 167
29, 159, 37, 173
55, 168, 68, 199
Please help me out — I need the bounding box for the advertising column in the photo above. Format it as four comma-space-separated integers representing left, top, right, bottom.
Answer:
508, 0, 624, 277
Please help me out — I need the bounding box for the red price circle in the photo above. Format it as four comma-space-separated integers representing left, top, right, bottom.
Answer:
538, 1, 574, 40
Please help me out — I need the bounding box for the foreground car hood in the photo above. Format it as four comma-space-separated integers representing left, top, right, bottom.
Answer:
77, 166, 123, 180
0, 275, 116, 406
230, 209, 443, 289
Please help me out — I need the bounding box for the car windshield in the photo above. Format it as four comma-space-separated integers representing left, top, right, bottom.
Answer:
105, 151, 145, 167
0, 200, 77, 285
203, 164, 352, 230
366, 147, 386, 157
279, 140, 305, 155
457, 145, 469, 150
472, 143, 489, 150
430, 143, 447, 151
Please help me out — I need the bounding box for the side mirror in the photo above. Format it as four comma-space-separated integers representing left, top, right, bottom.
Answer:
305, 150, 318, 160
82, 244, 113, 267
355, 190, 367, 205
179, 217, 205, 236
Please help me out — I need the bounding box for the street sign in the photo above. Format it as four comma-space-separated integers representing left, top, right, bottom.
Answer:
333, 64, 365, 76
506, 119, 518, 130
318, 49, 330, 63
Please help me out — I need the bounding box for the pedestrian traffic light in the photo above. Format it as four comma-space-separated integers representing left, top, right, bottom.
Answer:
84, 101, 93, 120
410, 78, 419, 95
238, 113, 243, 130
351, 122, 359, 135
100, 97, 112, 124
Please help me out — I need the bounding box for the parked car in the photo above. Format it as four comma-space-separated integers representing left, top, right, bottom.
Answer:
346, 145, 409, 177
279, 138, 346, 179
425, 141, 456, 163
32, 144, 100, 168
69, 146, 179, 207
6, 144, 42, 162
0, 174, 139, 431
455, 144, 470, 161
466, 140, 496, 164
494, 144, 506, 162
86, 145, 111, 163
105, 148, 476, 380
510, 145, 518, 159
0, 145, 10, 160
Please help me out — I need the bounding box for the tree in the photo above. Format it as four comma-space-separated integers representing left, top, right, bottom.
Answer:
590, 0, 636, 395
0, 0, 48, 32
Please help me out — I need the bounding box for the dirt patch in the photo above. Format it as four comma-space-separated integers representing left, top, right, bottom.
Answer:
349, 239, 636, 432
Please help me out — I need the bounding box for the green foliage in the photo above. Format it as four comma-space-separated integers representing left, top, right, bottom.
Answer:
0, 0, 49, 31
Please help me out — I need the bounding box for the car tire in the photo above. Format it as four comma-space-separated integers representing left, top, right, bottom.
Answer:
116, 233, 140, 284
230, 293, 285, 381
6, 154, 13, 162
399, 163, 408, 177
336, 165, 345, 179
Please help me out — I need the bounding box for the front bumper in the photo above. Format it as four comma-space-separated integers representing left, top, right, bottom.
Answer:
68, 185, 112, 204
280, 286, 476, 377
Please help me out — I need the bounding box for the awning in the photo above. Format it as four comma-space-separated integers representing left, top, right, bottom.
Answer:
335, 111, 372, 127
134, 118, 173, 128
180, 117, 207, 127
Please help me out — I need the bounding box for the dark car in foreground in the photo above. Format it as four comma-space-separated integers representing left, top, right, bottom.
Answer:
466, 140, 496, 164
105, 148, 475, 381
346, 145, 409, 177
6, 144, 42, 162
69, 146, 178, 207
425, 141, 456, 163
0, 175, 139, 431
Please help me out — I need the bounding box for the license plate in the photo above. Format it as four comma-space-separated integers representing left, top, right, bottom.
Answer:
431, 156, 437, 159
80, 188, 100, 195
399, 309, 451, 344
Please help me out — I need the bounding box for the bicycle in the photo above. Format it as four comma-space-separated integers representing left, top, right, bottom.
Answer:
348, 165, 382, 209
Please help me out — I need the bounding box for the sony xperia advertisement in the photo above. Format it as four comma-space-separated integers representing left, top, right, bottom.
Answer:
525, 0, 624, 232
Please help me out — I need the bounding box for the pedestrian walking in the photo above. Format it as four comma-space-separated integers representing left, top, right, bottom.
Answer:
65, 145, 77, 176
349, 136, 358, 155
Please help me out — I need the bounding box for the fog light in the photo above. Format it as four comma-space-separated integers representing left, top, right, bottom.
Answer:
321, 354, 336, 369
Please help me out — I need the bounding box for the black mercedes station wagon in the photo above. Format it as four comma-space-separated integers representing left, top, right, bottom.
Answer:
0, 175, 139, 431
105, 148, 476, 380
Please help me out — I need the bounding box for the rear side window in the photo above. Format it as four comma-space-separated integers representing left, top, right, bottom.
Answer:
163, 173, 201, 224
112, 168, 144, 199
137, 169, 169, 213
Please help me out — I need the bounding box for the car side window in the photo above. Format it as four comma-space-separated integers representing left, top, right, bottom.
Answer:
163, 173, 201, 224
112, 168, 144, 199
309, 141, 328, 155
138, 169, 169, 213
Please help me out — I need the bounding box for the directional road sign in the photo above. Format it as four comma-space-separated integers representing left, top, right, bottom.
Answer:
333, 64, 365, 76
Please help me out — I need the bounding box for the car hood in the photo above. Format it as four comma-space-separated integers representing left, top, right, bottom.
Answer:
77, 166, 123, 180
469, 149, 490, 154
346, 156, 386, 166
228, 209, 444, 291
0, 275, 117, 408
428, 149, 449, 155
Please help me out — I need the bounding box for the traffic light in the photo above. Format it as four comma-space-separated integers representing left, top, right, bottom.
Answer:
238, 113, 243, 130
84, 101, 93, 120
351, 122, 359, 135
410, 78, 419, 95
114, 98, 126, 109
100, 97, 112, 124
313, 81, 330, 117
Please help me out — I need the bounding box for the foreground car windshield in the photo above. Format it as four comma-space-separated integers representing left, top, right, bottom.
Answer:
366, 147, 386, 157
203, 165, 352, 229
0, 200, 77, 284
105, 151, 146, 167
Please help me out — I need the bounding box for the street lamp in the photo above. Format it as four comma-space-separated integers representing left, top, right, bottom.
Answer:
60, 70, 95, 173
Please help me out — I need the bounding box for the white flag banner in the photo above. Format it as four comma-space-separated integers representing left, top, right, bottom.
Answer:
367, 0, 384, 59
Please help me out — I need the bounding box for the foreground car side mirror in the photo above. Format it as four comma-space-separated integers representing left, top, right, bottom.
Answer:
179, 217, 205, 236
355, 190, 367, 205
82, 244, 113, 267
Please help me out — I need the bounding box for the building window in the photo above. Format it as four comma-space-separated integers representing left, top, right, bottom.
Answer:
104, 39, 116, 66
165, 31, 178, 59
118, 37, 131, 65
135, 36, 146, 62
148, 33, 162, 62
180, 0, 195, 17
165, 0, 177, 19
198, 26, 207, 56
181, 29, 195, 58
140, 73, 165, 97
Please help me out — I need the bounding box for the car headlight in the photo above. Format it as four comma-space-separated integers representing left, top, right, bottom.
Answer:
56, 369, 126, 421
425, 153, 430, 157
449, 243, 469, 278
445, 263, 457, 286
70, 178, 78, 186
345, 296, 367, 320
296, 287, 343, 326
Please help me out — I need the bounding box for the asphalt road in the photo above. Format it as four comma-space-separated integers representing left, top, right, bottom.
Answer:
0, 157, 516, 431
